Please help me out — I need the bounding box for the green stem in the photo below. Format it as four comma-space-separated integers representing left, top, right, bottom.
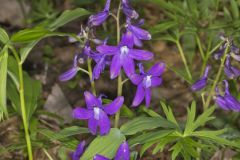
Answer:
10, 47, 33, 160
87, 58, 96, 96
196, 35, 204, 61
204, 41, 229, 110
176, 40, 192, 80
114, 1, 122, 128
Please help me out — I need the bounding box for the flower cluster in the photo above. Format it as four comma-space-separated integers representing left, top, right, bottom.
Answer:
191, 36, 240, 112
59, 0, 166, 159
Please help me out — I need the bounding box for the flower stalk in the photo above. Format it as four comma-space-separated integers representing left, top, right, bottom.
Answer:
10, 47, 33, 160
204, 40, 230, 110
176, 40, 192, 80
114, 0, 122, 128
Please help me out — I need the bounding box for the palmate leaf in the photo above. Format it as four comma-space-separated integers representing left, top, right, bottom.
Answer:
81, 128, 125, 160
120, 116, 175, 136
160, 102, 179, 128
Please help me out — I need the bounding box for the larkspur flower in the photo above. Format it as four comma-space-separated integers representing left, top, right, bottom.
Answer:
59, 54, 79, 81
72, 91, 124, 135
71, 141, 86, 160
93, 141, 130, 160
191, 65, 211, 91
59, 42, 92, 81
130, 62, 165, 107
224, 55, 240, 79
126, 18, 151, 47
215, 80, 240, 111
121, 0, 139, 19
88, 0, 111, 26
97, 32, 153, 79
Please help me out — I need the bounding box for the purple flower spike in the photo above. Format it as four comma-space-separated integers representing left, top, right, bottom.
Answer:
72, 91, 124, 135
224, 55, 240, 79
88, 0, 111, 26
59, 54, 79, 81
97, 33, 153, 79
191, 65, 211, 91
94, 155, 110, 160
130, 62, 165, 107
115, 141, 130, 160
72, 141, 86, 160
122, 0, 139, 19
126, 18, 151, 47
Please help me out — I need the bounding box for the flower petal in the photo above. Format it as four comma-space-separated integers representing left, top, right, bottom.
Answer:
103, 96, 124, 115
59, 67, 78, 81
98, 109, 111, 135
151, 77, 162, 87
132, 83, 145, 107
93, 57, 106, 80
123, 57, 135, 77
96, 45, 118, 55
145, 88, 151, 107
191, 77, 207, 91
88, 11, 109, 26
129, 49, 153, 61
88, 117, 98, 135
110, 55, 122, 79
130, 73, 143, 85
120, 32, 134, 48
94, 154, 110, 160
84, 91, 101, 109
115, 141, 130, 160
133, 35, 143, 47
72, 107, 92, 119
128, 24, 151, 40
148, 62, 165, 76
72, 141, 86, 160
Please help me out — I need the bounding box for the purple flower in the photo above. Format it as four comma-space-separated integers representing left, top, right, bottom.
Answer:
215, 80, 240, 111
115, 141, 130, 160
72, 91, 124, 135
130, 62, 165, 107
93, 141, 130, 160
126, 18, 151, 47
97, 33, 153, 79
88, 0, 111, 26
122, 0, 139, 19
59, 54, 79, 81
72, 141, 86, 160
91, 53, 110, 80
191, 65, 211, 91
224, 55, 240, 79
94, 155, 110, 160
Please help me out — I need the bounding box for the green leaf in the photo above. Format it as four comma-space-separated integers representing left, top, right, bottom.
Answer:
140, 141, 156, 157
150, 21, 178, 35
184, 101, 196, 135
120, 117, 175, 135
170, 142, 182, 160
11, 28, 51, 43
0, 47, 9, 119
81, 128, 125, 160
24, 73, 42, 120
230, 0, 239, 20
48, 8, 90, 31
0, 28, 9, 44
160, 101, 179, 127
20, 40, 39, 63
128, 130, 174, 146
38, 126, 89, 140
191, 129, 240, 148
